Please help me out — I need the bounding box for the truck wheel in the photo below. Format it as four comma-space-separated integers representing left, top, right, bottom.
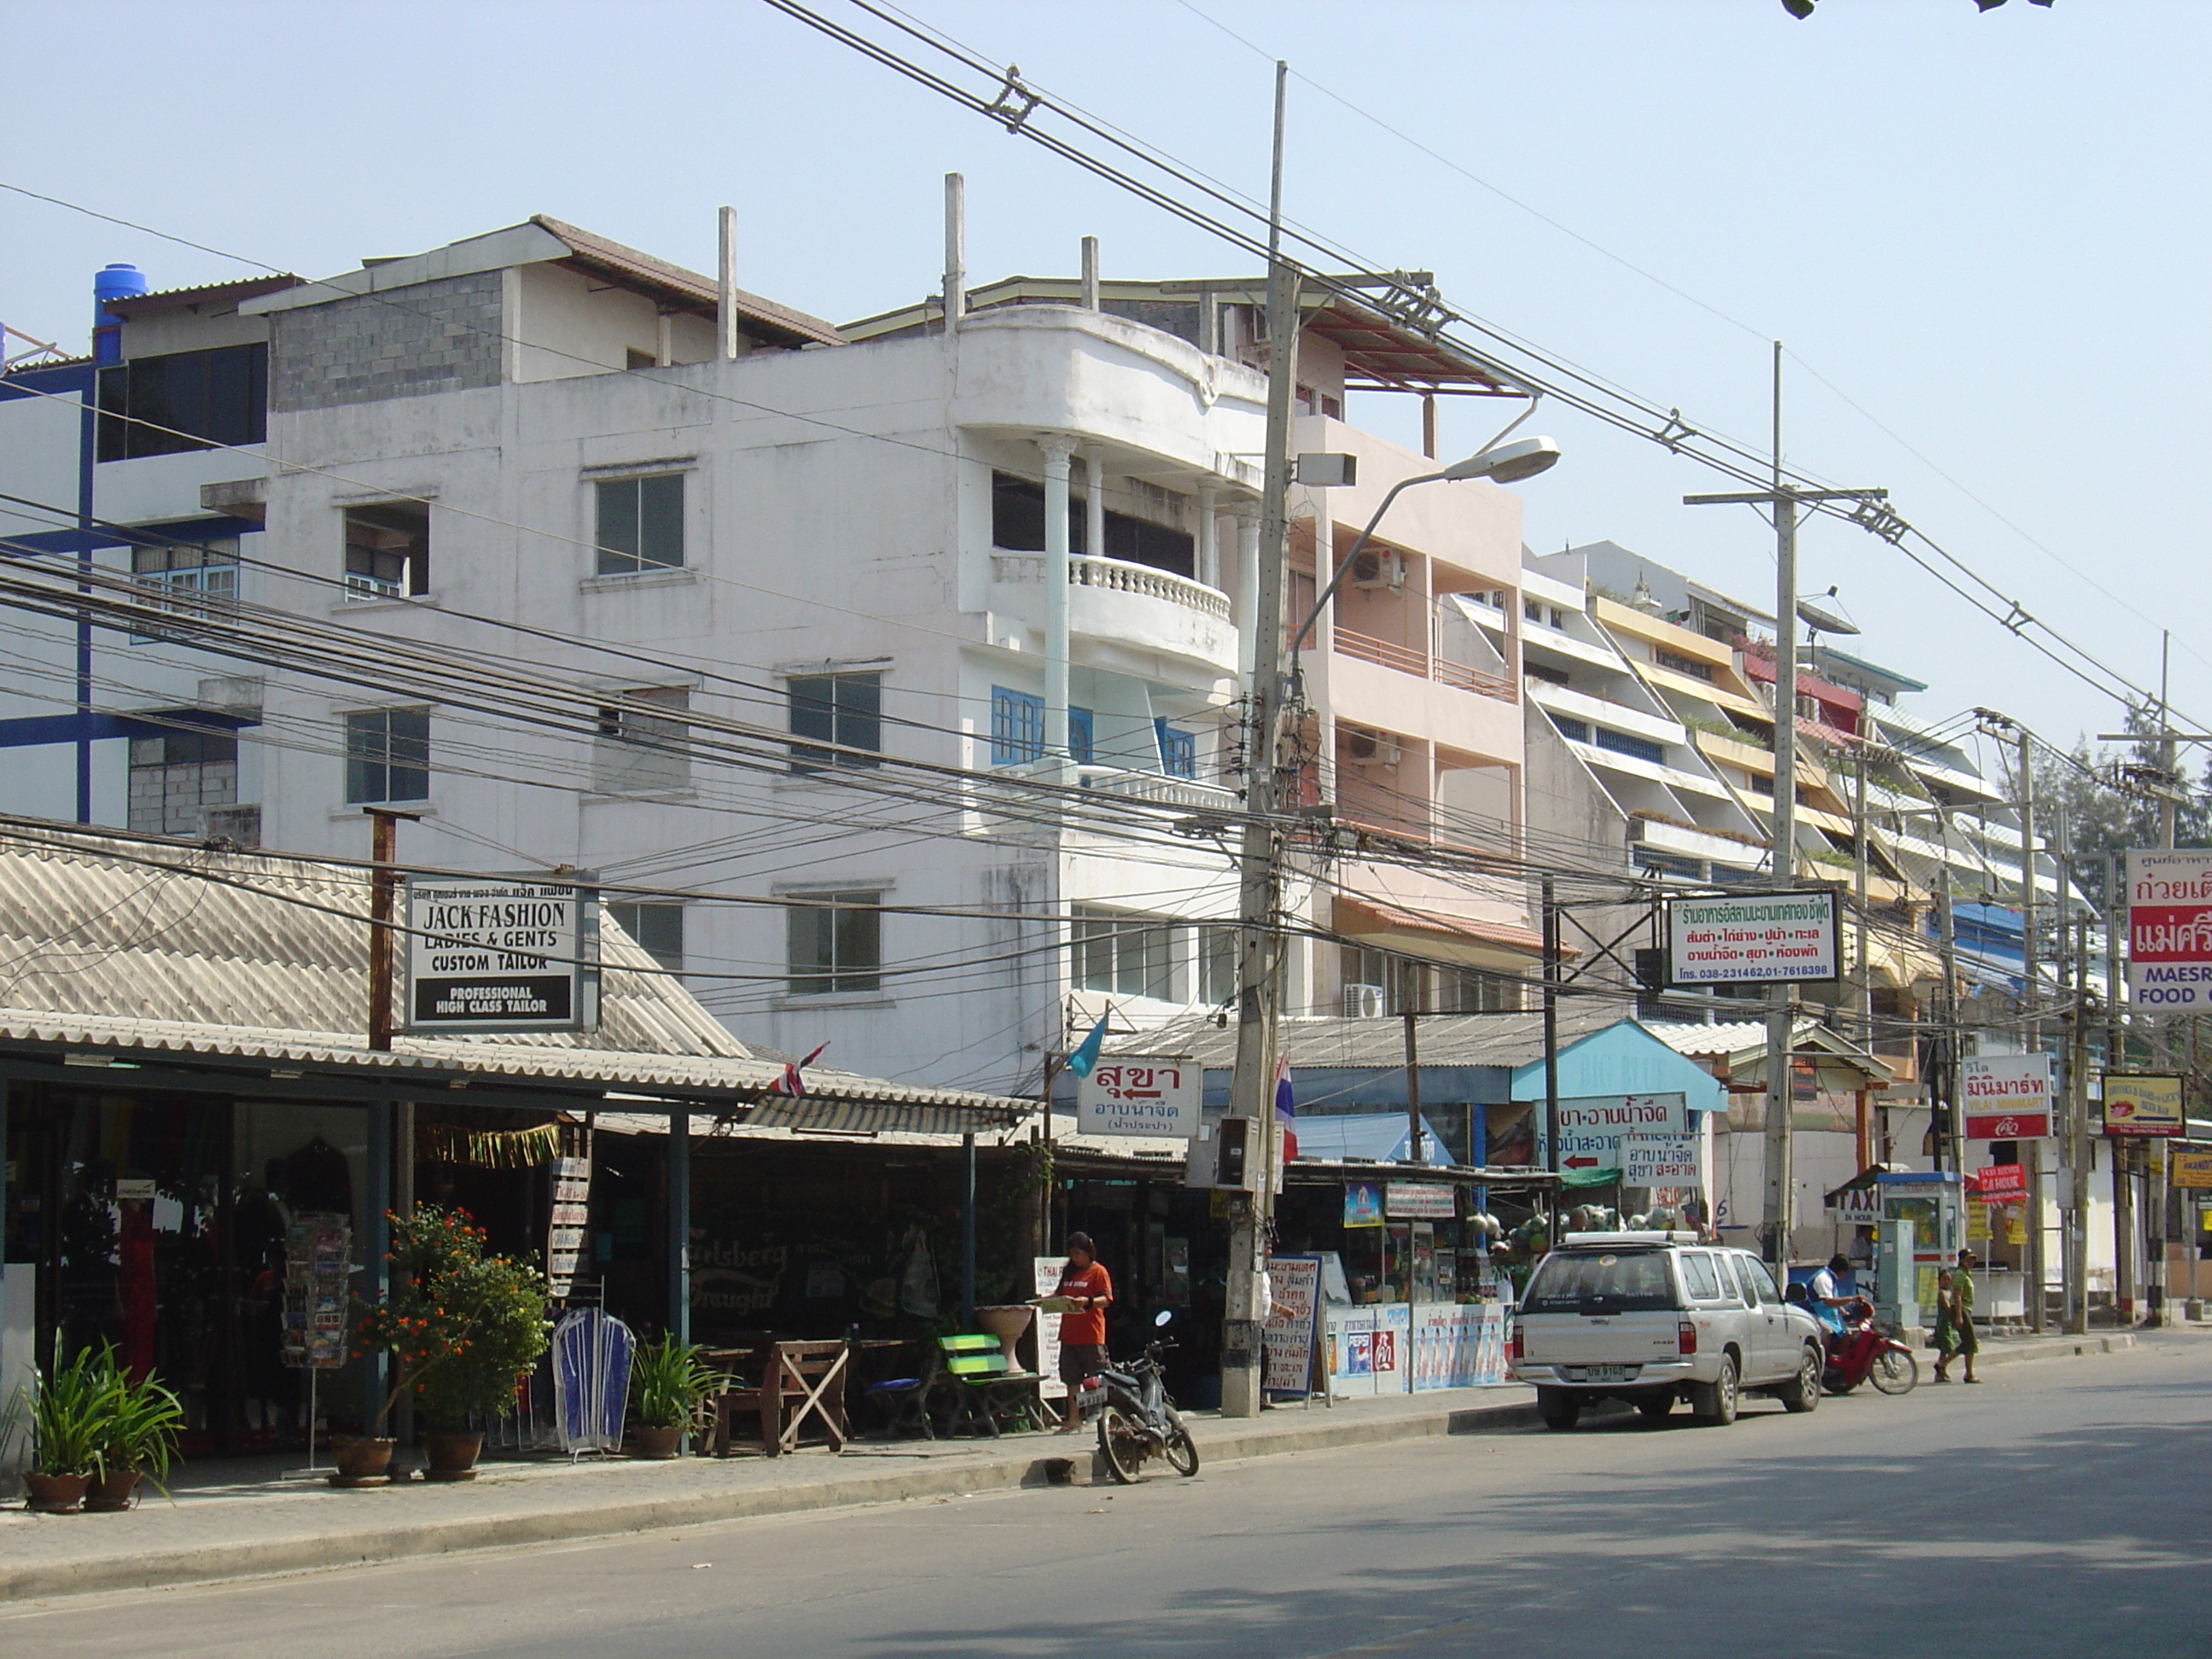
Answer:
1536, 1388, 1581, 1432
1691, 1353, 1739, 1426
1781, 1345, 1822, 1413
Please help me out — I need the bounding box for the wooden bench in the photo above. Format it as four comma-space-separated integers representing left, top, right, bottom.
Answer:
712, 1339, 851, 1457
935, 1333, 1045, 1437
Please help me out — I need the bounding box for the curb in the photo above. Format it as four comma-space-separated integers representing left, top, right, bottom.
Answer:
0, 1394, 1543, 1604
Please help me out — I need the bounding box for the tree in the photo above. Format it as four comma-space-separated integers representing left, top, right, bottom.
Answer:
2033, 707, 2212, 915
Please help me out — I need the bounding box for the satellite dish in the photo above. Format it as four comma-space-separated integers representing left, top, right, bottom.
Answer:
1796, 589, 1859, 636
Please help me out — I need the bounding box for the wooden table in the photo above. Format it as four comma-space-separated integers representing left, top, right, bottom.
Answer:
711, 1339, 852, 1457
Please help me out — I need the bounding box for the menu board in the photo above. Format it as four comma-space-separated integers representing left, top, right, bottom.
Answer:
547, 1155, 591, 1298
282, 1213, 352, 1370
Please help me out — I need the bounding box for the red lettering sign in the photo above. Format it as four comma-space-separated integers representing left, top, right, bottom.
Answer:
1965, 1111, 2051, 1141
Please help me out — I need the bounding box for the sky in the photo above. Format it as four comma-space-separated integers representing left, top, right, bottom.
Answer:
3, 0, 2203, 774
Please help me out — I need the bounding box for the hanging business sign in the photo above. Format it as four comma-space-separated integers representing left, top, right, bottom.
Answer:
1343, 1180, 1385, 1228
1384, 1181, 1456, 1220
2103, 1072, 2186, 1138
1961, 1054, 2054, 1141
1076, 1059, 1201, 1138
2126, 851, 2212, 1010
1966, 1162, 2028, 1203
1826, 1184, 1883, 1226
1623, 1133, 1704, 1187
1663, 890, 1840, 987
1538, 1093, 1689, 1175
405, 876, 598, 1033
2168, 1146, 2212, 1189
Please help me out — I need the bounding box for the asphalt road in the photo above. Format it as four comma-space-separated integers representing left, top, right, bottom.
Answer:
10, 1336, 2209, 1659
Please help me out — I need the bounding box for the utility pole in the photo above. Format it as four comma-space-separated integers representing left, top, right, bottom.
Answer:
2107, 853, 2132, 1321
2070, 905, 2093, 1334
1686, 345, 1887, 1283
1220, 60, 1298, 1419
2152, 632, 2177, 1326
364, 806, 418, 1455
2007, 722, 2047, 1333
1542, 875, 1561, 1242
1936, 866, 1960, 1176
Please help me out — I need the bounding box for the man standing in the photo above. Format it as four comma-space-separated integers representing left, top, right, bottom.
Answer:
1055, 1232, 1113, 1434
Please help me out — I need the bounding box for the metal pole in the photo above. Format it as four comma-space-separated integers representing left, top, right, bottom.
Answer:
1220, 59, 1297, 1419
1403, 1010, 1423, 1166
961, 1131, 978, 1331
1762, 342, 1800, 1284
667, 1109, 690, 1343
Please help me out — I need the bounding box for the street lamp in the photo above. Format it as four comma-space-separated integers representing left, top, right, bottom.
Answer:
1286, 435, 1561, 660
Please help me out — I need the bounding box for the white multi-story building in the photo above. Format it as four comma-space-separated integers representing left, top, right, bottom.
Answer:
0, 216, 1549, 1092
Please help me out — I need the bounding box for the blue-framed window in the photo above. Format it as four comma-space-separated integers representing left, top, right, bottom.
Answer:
1551, 714, 1591, 744
1155, 719, 1196, 779
1070, 707, 1094, 765
1593, 726, 1666, 765
992, 687, 1043, 765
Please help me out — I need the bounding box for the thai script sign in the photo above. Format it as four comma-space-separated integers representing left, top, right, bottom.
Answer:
2128, 852, 2212, 1010
1539, 1093, 1689, 1173
1961, 1054, 2054, 1141
1664, 890, 1840, 986
1262, 1255, 1323, 1396
2104, 1072, 2186, 1138
1623, 1133, 1703, 1187
405, 876, 597, 1033
1384, 1182, 1456, 1220
1076, 1058, 1201, 1138
2169, 1146, 2212, 1189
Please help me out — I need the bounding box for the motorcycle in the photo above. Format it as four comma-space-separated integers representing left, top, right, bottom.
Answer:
1090, 1310, 1201, 1483
1820, 1296, 1918, 1395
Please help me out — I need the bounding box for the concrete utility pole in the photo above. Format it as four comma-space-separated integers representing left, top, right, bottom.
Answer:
2011, 723, 2047, 1333
1220, 60, 1298, 1420
1686, 349, 1887, 1281
1937, 866, 1960, 1176
2107, 852, 2132, 1319
2070, 904, 2093, 1334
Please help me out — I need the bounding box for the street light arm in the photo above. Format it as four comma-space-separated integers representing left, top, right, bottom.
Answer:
1285, 471, 1439, 662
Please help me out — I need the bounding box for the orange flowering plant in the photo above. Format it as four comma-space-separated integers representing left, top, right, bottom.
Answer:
353, 1205, 549, 1434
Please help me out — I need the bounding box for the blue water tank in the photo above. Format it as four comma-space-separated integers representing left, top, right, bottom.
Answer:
92, 264, 148, 363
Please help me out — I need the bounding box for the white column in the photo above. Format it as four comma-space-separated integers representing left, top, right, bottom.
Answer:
1081, 236, 1101, 311
1233, 506, 1261, 691
1042, 437, 1076, 765
717, 205, 739, 361
1196, 486, 1220, 590
944, 172, 967, 335
1086, 451, 1108, 564
654, 311, 673, 368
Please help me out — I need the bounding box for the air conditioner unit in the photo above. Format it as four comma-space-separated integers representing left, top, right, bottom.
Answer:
1343, 983, 1386, 1019
1343, 731, 1401, 769
1351, 550, 1405, 591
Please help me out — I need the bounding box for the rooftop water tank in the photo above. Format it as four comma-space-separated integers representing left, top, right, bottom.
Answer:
91, 264, 148, 363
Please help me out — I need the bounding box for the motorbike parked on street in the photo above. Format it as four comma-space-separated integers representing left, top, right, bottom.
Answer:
1091, 1310, 1201, 1483
1820, 1296, 1918, 1395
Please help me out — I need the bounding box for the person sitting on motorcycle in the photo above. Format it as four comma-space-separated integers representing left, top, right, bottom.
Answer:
1805, 1253, 1856, 1344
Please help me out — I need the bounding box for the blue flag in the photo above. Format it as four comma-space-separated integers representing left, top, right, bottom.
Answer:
1065, 1009, 1110, 1080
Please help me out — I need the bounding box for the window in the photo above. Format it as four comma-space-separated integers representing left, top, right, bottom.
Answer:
595, 687, 690, 795
344, 503, 430, 600
991, 686, 1044, 765
1551, 714, 1591, 744
787, 892, 882, 995
127, 726, 237, 835
607, 900, 684, 973
1200, 925, 1241, 1006
788, 672, 882, 772
344, 707, 429, 804
1522, 1249, 1676, 1313
1071, 905, 1182, 1000
96, 343, 267, 461
594, 473, 684, 573
1593, 727, 1667, 765
1340, 945, 1423, 1016
1679, 1254, 1722, 1301
1656, 649, 1714, 682
1435, 966, 1517, 1014
1069, 707, 1094, 766
131, 538, 237, 637
1155, 720, 1196, 779
987, 470, 1195, 578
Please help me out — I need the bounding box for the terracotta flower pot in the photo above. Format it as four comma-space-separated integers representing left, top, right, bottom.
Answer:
84, 1468, 142, 1512
25, 1471, 90, 1513
329, 1435, 396, 1488
422, 1430, 483, 1482
633, 1423, 684, 1459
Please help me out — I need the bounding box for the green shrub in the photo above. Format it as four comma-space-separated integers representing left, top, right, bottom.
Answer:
630, 1334, 725, 1431
354, 1206, 550, 1434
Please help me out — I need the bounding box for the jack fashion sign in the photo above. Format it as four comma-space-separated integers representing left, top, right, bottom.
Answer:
405, 876, 597, 1033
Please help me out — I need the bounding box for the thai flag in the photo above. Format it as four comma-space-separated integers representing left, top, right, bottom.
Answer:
772, 1041, 830, 1097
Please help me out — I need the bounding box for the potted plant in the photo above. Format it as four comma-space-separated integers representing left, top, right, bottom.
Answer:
85, 1348, 185, 1511
629, 1334, 722, 1458
19, 1347, 113, 1513
351, 1206, 550, 1485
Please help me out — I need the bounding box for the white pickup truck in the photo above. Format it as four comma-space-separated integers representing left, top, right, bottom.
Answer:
1508, 1232, 1825, 1429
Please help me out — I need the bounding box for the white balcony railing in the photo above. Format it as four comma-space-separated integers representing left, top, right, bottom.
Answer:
992, 552, 1232, 623
1073, 763, 1240, 812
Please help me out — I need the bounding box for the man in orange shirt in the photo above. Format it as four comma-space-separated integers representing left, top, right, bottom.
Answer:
1056, 1232, 1113, 1434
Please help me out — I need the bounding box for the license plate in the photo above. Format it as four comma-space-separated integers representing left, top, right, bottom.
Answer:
1579, 1365, 1634, 1382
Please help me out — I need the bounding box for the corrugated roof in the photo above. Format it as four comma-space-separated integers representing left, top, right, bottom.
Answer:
1103, 1004, 1623, 1072
103, 276, 306, 315
0, 821, 1027, 1125
530, 216, 844, 349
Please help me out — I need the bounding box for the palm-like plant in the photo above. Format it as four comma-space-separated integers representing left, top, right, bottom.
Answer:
631, 1334, 723, 1432
25, 1346, 117, 1477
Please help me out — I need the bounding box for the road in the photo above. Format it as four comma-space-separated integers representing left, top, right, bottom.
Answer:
9, 1336, 2209, 1658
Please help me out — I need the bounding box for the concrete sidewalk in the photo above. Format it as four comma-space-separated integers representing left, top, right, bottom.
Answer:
0, 1328, 2141, 1604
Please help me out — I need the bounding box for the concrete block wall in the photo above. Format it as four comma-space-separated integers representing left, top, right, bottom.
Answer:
271, 272, 503, 411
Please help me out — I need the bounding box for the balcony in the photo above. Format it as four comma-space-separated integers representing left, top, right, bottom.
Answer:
988, 552, 1236, 676
1073, 762, 1240, 812
1334, 626, 1515, 702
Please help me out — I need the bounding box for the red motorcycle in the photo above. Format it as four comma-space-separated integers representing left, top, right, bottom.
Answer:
1820, 1296, 1917, 1395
